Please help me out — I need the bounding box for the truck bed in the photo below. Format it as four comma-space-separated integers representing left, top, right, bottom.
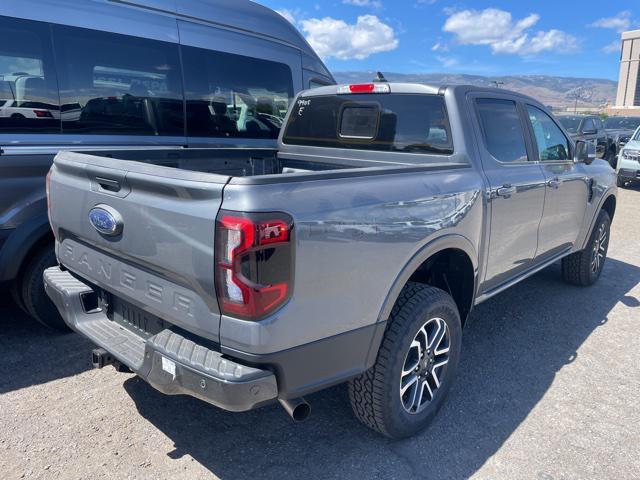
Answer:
65, 147, 463, 185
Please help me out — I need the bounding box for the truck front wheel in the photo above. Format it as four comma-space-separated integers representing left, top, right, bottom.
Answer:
348, 283, 462, 439
561, 210, 611, 286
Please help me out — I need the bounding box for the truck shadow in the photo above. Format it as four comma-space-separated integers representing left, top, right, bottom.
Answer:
0, 293, 93, 394
123, 257, 639, 480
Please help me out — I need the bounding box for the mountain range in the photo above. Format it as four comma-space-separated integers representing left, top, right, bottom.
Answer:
332, 72, 618, 110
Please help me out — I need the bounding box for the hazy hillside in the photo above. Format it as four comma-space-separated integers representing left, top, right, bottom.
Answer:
333, 72, 617, 109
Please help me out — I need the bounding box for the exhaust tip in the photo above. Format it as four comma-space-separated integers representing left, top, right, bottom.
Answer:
279, 398, 311, 422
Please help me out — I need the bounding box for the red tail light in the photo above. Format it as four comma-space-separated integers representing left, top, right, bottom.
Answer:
215, 211, 294, 320
33, 109, 53, 118
337, 83, 391, 94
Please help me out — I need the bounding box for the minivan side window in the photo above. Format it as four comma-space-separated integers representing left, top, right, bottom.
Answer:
182, 45, 293, 138
0, 16, 60, 133
475, 98, 528, 163
526, 105, 570, 161
52, 25, 184, 136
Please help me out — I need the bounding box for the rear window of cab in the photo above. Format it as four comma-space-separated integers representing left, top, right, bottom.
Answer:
282, 94, 453, 155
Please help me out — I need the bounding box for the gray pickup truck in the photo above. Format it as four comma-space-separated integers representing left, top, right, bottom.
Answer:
44, 83, 617, 438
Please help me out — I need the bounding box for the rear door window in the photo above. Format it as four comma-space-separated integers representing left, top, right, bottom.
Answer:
475, 98, 528, 163
52, 25, 184, 136
182, 45, 293, 139
0, 16, 60, 133
283, 94, 453, 154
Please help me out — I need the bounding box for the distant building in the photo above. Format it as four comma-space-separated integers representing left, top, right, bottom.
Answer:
609, 29, 640, 116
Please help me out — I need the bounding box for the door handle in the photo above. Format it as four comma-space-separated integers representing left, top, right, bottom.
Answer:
95, 176, 121, 193
547, 177, 562, 189
495, 185, 517, 198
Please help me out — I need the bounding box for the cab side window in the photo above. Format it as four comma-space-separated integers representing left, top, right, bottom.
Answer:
0, 16, 60, 133
52, 25, 184, 136
475, 98, 528, 163
182, 45, 293, 139
526, 105, 570, 161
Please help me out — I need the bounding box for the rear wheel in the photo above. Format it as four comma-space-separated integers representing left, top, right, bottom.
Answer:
348, 283, 462, 439
561, 210, 611, 286
20, 247, 69, 331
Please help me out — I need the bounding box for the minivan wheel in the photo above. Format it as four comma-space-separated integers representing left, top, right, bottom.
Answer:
561, 210, 611, 286
21, 247, 70, 331
348, 283, 461, 439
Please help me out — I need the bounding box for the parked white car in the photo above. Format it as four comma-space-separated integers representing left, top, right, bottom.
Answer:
617, 126, 640, 187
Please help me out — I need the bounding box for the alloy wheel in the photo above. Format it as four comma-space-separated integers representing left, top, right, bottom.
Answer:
400, 317, 450, 414
591, 222, 609, 274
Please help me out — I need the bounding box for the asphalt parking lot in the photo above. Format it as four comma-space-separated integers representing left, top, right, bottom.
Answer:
1, 187, 639, 480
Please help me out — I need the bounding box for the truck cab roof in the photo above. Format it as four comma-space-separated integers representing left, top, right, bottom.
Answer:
299, 82, 545, 103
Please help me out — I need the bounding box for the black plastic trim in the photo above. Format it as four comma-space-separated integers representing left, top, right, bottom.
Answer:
222, 321, 386, 398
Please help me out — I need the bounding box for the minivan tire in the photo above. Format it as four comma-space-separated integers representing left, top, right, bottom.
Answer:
561, 210, 611, 286
20, 247, 69, 331
348, 283, 462, 439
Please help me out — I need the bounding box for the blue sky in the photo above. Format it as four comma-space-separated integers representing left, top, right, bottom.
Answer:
256, 0, 637, 79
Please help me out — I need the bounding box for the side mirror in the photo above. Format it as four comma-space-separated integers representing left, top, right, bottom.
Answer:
574, 140, 597, 163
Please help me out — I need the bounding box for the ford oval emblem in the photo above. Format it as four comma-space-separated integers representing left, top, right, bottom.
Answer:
88, 205, 123, 236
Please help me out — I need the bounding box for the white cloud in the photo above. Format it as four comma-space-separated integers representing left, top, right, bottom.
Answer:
435, 55, 458, 68
431, 41, 448, 52
589, 11, 632, 33
300, 15, 399, 60
343, 0, 382, 8
602, 40, 621, 54
443, 8, 578, 56
276, 9, 296, 24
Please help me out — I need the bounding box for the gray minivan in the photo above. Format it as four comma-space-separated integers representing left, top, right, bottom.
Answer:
0, 0, 333, 329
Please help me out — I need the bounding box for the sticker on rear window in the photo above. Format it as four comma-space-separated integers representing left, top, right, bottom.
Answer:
296, 98, 311, 116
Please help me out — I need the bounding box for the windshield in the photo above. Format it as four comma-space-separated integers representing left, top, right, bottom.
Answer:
557, 117, 581, 134
283, 94, 453, 155
604, 117, 640, 130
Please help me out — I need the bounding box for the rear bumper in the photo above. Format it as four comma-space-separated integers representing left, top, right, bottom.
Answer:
43, 267, 278, 412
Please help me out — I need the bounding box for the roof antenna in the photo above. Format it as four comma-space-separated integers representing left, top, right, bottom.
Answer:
373, 71, 387, 83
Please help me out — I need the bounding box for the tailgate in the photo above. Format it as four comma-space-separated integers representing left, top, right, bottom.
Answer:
48, 151, 228, 342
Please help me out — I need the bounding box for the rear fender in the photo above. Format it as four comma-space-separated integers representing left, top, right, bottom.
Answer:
0, 214, 53, 282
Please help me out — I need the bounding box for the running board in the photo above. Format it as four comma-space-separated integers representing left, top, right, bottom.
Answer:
474, 248, 572, 305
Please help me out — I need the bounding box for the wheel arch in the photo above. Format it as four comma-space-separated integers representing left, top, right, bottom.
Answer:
601, 194, 616, 221
377, 234, 478, 327
0, 214, 54, 282
578, 189, 616, 251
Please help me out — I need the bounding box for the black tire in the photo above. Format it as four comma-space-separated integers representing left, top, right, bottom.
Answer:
20, 247, 69, 331
348, 283, 462, 439
10, 280, 28, 313
561, 210, 611, 287
616, 176, 626, 188
606, 149, 617, 169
